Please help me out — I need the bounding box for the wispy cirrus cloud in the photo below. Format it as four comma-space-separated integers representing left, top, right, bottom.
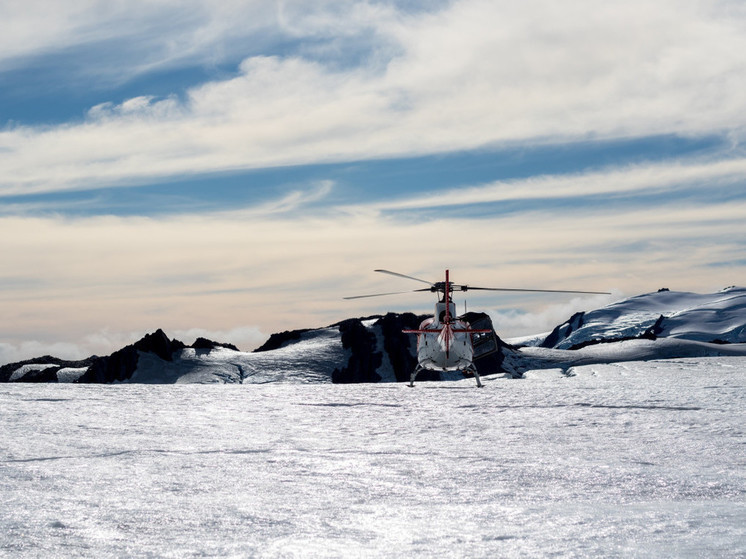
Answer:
363, 154, 746, 212
3, 0, 746, 196
0, 1, 283, 78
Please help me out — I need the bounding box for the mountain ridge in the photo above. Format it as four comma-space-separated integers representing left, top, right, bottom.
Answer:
537, 286, 746, 350
1, 313, 516, 384
3, 287, 746, 383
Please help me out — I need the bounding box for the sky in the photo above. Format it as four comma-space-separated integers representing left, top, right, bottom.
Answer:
2, 0, 746, 364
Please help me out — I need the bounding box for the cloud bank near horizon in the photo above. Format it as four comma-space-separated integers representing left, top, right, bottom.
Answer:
2, 164, 743, 363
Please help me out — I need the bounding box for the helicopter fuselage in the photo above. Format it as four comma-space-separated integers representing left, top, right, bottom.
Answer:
411, 302, 475, 371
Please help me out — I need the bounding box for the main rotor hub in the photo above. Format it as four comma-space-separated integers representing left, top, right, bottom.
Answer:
431, 282, 466, 294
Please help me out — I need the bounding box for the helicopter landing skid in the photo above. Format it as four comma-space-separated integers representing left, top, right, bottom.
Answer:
409, 365, 424, 387
465, 365, 484, 388
408, 365, 484, 387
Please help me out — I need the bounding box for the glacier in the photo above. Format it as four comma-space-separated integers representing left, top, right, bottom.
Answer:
1, 358, 744, 557
538, 286, 746, 350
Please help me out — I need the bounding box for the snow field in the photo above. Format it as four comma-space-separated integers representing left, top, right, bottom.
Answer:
1, 358, 744, 557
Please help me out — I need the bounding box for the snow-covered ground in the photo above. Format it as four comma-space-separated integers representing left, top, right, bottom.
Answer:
2, 358, 744, 558
535, 286, 746, 349
130, 327, 347, 384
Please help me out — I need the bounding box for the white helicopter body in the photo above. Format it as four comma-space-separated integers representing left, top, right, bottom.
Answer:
409, 302, 473, 372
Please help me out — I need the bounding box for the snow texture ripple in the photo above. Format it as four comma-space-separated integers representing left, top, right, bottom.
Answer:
1, 358, 745, 558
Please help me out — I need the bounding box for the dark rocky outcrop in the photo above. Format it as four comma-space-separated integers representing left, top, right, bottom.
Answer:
3, 329, 205, 383
541, 311, 585, 348
78, 346, 140, 383
192, 337, 239, 352
0, 355, 97, 383
77, 329, 186, 383
331, 311, 514, 383
2, 313, 516, 384
254, 329, 311, 352
644, 314, 666, 338
332, 318, 384, 383
379, 312, 427, 382
132, 329, 186, 361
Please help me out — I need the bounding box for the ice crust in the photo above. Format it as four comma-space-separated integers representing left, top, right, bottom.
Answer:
2, 359, 745, 557
545, 287, 746, 349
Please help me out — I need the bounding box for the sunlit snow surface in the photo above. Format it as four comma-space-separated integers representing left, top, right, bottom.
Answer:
131, 328, 347, 384
2, 359, 745, 558
540, 287, 746, 349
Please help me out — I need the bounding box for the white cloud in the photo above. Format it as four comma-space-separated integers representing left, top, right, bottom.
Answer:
0, 325, 265, 366
0, 1, 283, 78
365, 155, 746, 211
487, 292, 621, 340
241, 180, 335, 216
3, 0, 746, 194
0, 340, 87, 365
172, 326, 267, 350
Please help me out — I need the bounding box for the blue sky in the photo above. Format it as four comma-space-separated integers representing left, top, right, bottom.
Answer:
2, 0, 746, 364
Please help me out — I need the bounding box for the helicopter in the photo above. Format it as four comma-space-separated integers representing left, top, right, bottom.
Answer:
345, 269, 611, 387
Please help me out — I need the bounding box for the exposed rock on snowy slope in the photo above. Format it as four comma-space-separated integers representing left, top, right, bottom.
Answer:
1, 313, 517, 384
324, 312, 517, 383
538, 286, 746, 349
4, 287, 746, 384
0, 329, 235, 384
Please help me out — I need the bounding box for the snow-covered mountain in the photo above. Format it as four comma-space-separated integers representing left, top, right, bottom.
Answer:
2, 287, 746, 384
0, 313, 515, 384
537, 286, 746, 349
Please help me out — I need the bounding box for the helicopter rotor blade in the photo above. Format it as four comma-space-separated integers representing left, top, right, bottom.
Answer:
461, 286, 611, 295
343, 288, 432, 300
374, 269, 434, 286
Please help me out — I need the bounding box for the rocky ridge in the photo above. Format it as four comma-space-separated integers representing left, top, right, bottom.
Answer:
2, 312, 515, 384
